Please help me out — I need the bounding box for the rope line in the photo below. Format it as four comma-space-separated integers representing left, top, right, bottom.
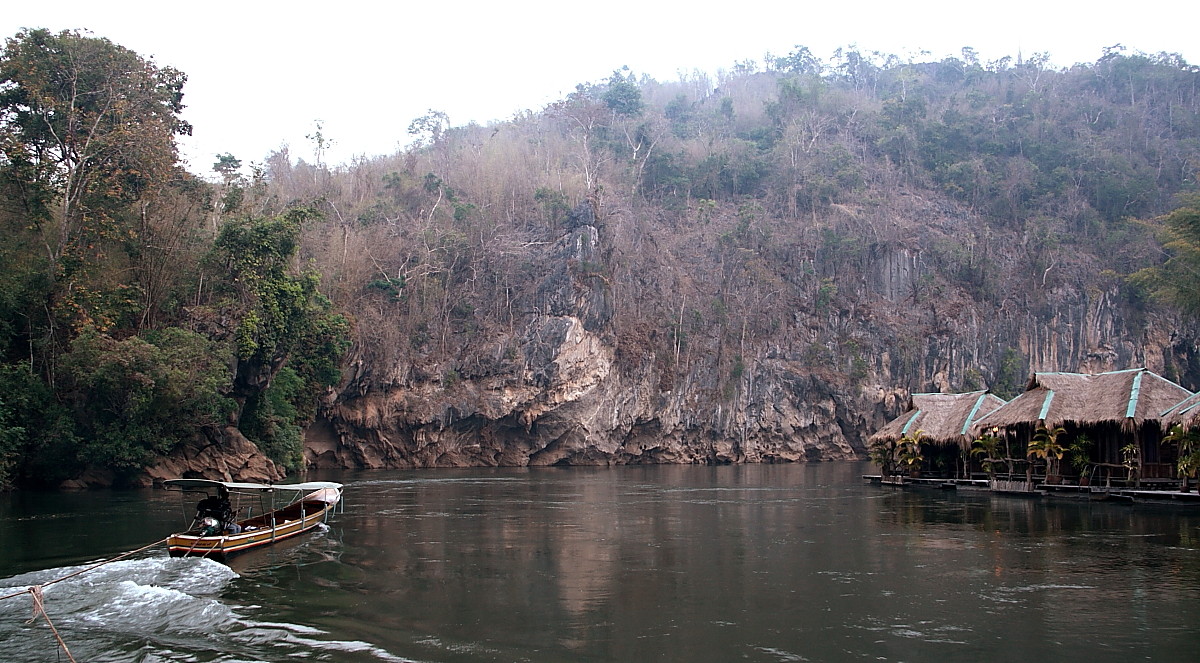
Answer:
26, 585, 77, 663
0, 537, 168, 602
1, 537, 169, 662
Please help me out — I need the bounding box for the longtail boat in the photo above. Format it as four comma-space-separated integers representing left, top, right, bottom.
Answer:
163, 479, 342, 561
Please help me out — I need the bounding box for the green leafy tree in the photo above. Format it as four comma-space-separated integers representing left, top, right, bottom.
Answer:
213, 153, 243, 183
0, 394, 23, 488
603, 67, 644, 118
0, 363, 76, 487
1132, 193, 1200, 317
57, 327, 235, 481
992, 348, 1026, 400
240, 365, 304, 470
1068, 434, 1093, 480
204, 207, 350, 462
0, 28, 190, 367
0, 29, 189, 241
208, 208, 314, 372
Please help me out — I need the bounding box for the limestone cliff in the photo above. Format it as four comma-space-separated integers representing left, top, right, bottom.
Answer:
299, 194, 1195, 470
309, 306, 880, 468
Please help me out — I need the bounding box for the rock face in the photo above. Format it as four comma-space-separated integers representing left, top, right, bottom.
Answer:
64, 428, 281, 489
309, 205, 871, 469
311, 316, 1190, 470
143, 427, 284, 486
303, 198, 1200, 471
309, 315, 865, 468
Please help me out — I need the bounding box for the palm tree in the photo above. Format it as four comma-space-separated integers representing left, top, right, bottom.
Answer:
868, 438, 898, 478
1028, 425, 1067, 482
1068, 434, 1093, 484
897, 430, 926, 476
970, 431, 1002, 479
1179, 452, 1200, 493
1121, 443, 1141, 486
1162, 424, 1200, 492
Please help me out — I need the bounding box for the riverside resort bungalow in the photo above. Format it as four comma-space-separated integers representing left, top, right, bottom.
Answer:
867, 368, 1200, 502
868, 391, 1006, 482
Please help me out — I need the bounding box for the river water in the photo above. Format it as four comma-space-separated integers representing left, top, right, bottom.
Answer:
2, 462, 1199, 662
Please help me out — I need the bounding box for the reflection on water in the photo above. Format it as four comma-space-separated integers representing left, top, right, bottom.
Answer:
3, 462, 1200, 662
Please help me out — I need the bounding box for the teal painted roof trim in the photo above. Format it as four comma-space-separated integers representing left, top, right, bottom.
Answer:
1038, 390, 1055, 421
901, 409, 921, 434
1149, 371, 1190, 393
962, 393, 988, 435
1160, 393, 1200, 418
1126, 370, 1144, 419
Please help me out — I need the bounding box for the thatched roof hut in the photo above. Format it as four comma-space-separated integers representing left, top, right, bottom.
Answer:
1161, 391, 1200, 430
971, 368, 1193, 481
870, 390, 1006, 449
972, 368, 1191, 433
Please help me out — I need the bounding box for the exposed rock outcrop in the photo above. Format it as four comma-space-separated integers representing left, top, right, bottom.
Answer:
308, 315, 866, 468
143, 426, 284, 486
308, 208, 877, 469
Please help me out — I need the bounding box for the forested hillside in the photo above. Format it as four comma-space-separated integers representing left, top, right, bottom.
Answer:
0, 30, 348, 487
3, 31, 1200, 487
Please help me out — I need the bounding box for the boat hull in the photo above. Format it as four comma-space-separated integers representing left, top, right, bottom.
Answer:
167, 498, 336, 561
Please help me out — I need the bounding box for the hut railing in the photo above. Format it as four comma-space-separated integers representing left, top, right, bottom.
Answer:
1141, 462, 1175, 480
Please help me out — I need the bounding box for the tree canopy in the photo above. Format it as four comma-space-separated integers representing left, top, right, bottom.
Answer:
0, 29, 349, 487
1134, 194, 1200, 317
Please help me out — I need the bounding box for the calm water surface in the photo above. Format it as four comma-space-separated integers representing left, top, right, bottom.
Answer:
2, 462, 1199, 662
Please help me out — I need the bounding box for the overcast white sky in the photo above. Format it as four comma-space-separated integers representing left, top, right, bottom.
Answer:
4, 1, 1198, 176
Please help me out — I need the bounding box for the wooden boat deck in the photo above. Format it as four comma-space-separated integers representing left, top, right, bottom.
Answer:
168, 498, 338, 560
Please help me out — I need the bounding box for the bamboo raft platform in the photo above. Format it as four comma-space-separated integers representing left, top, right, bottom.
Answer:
1039, 483, 1200, 503
863, 474, 1200, 504
865, 474, 988, 490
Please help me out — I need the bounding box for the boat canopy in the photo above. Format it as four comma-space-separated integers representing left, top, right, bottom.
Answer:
163, 478, 343, 493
